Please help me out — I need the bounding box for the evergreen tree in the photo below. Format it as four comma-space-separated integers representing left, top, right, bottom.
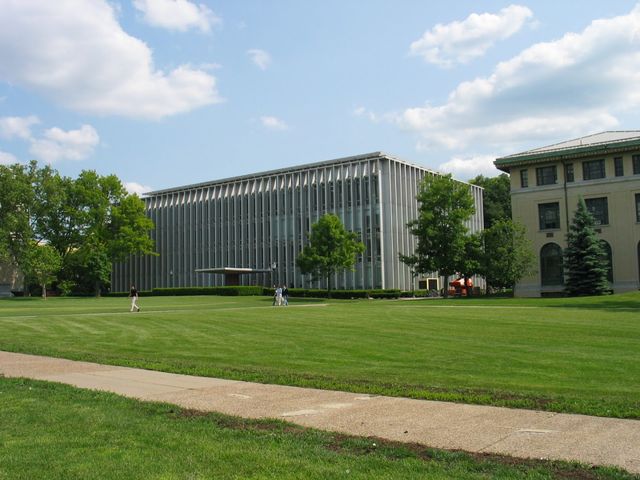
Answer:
563, 198, 610, 296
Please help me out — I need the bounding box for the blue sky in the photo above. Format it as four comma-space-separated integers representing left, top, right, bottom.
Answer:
1, 0, 639, 193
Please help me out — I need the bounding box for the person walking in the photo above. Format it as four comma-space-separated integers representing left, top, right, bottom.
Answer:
275, 285, 283, 306
129, 284, 140, 312
283, 285, 289, 306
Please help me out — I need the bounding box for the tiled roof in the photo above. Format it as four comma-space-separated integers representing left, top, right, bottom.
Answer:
494, 131, 640, 171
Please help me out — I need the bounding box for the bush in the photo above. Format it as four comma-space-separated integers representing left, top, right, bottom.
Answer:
152, 286, 263, 296
104, 290, 152, 298
368, 289, 401, 299
106, 286, 407, 299
329, 289, 369, 299
399, 290, 430, 298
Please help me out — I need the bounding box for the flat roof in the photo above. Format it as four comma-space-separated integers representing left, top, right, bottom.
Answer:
144, 151, 449, 196
494, 130, 640, 171
195, 267, 273, 274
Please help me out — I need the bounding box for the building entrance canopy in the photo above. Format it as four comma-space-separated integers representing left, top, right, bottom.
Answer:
195, 267, 273, 286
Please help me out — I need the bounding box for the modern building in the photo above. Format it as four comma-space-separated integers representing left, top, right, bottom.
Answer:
112, 152, 484, 292
495, 131, 640, 297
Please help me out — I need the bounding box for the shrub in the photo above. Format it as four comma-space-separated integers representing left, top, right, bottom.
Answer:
152, 286, 263, 296
368, 289, 401, 299
399, 290, 430, 298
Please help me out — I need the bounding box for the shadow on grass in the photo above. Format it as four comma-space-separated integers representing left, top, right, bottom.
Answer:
256, 296, 328, 304
546, 295, 640, 312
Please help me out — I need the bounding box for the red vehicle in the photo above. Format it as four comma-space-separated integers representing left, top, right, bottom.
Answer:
448, 277, 473, 297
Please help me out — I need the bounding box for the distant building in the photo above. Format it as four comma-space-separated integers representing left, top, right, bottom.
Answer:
495, 131, 640, 296
0, 261, 22, 297
112, 152, 484, 292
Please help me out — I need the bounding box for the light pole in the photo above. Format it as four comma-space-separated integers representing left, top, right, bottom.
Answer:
271, 262, 277, 287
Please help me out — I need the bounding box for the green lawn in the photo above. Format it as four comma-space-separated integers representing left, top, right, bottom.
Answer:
1, 292, 639, 418
1, 377, 634, 480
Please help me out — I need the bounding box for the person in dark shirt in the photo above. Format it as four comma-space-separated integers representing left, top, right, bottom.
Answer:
282, 285, 289, 306
129, 284, 140, 312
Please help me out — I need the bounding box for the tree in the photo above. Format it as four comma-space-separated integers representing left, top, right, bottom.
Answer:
107, 194, 155, 262
563, 198, 610, 296
0, 162, 38, 292
459, 233, 483, 297
469, 174, 511, 229
31, 168, 156, 295
62, 240, 112, 297
22, 243, 61, 299
296, 214, 364, 296
1, 162, 155, 296
480, 219, 535, 292
400, 174, 475, 297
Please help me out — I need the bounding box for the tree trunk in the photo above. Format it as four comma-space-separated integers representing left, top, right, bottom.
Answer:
443, 274, 450, 298
41, 282, 46, 300
327, 273, 332, 299
94, 280, 101, 298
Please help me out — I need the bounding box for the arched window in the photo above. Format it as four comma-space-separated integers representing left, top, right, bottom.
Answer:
541, 243, 564, 286
600, 240, 613, 283
637, 241, 640, 284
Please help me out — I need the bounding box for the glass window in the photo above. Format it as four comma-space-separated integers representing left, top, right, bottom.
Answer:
565, 163, 574, 183
600, 240, 613, 283
520, 169, 528, 188
636, 193, 640, 223
536, 166, 557, 186
540, 243, 564, 286
585, 197, 609, 225
614, 157, 624, 177
582, 159, 606, 180
538, 202, 560, 230
634, 155, 640, 175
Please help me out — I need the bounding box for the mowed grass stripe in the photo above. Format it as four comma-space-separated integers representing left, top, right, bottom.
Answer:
4, 377, 635, 480
0, 302, 328, 320
1, 293, 639, 418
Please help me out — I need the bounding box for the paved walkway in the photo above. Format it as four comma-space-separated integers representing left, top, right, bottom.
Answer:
1, 351, 639, 474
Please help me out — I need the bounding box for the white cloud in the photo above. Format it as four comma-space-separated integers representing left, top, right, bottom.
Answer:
133, 0, 220, 33
29, 125, 100, 163
0, 115, 40, 140
0, 150, 18, 165
410, 5, 533, 67
0, 1, 221, 119
396, 5, 640, 150
124, 181, 154, 195
260, 116, 288, 131
438, 155, 501, 180
247, 49, 272, 70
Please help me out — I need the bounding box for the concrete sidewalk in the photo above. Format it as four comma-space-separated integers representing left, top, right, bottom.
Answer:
1, 350, 639, 474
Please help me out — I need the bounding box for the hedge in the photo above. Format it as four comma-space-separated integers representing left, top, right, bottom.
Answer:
263, 288, 400, 299
106, 286, 262, 297
104, 290, 152, 298
105, 286, 406, 299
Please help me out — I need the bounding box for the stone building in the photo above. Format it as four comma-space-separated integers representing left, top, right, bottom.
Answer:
495, 131, 640, 296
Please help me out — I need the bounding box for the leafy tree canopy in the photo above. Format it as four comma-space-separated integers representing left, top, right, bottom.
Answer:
469, 173, 511, 229
22, 243, 61, 299
0, 161, 155, 296
400, 174, 475, 294
480, 219, 536, 291
296, 214, 364, 295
